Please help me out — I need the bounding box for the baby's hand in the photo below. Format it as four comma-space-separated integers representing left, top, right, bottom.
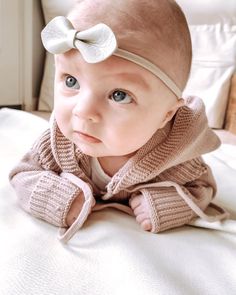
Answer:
66, 192, 87, 226
129, 194, 152, 231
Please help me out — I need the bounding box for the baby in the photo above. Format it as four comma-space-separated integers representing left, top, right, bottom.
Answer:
9, 0, 228, 243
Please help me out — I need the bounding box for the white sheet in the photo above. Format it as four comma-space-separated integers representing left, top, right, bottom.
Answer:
0, 108, 236, 295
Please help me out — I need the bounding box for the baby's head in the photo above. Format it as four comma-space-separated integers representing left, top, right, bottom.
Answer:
68, 0, 192, 90
49, 0, 192, 158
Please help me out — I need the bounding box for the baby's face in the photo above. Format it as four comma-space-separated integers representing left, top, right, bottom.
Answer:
54, 50, 180, 158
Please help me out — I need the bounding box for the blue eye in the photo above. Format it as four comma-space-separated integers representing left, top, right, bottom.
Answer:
65, 75, 80, 89
110, 90, 133, 104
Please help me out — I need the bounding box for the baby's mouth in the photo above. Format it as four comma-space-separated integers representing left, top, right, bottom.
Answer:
74, 131, 101, 143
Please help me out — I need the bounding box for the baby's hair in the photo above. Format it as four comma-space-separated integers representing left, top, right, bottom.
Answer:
68, 0, 192, 90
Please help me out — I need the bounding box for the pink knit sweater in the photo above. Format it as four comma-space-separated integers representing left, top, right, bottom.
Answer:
9, 96, 228, 242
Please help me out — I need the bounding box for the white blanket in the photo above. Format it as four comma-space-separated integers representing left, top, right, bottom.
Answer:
0, 108, 236, 295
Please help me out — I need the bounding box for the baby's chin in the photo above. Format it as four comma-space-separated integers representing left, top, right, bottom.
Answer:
74, 143, 113, 158
75, 143, 137, 159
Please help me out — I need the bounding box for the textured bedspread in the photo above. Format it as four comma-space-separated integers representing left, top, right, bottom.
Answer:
0, 108, 236, 295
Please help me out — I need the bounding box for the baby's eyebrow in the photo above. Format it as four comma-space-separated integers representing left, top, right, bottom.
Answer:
55, 53, 150, 90
114, 73, 150, 90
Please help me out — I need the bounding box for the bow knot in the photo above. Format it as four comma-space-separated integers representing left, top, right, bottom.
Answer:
41, 16, 117, 63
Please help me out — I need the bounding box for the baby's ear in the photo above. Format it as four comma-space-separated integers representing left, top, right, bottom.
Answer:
160, 98, 185, 128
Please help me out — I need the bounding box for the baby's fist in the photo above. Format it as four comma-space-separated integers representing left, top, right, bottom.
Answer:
129, 194, 152, 231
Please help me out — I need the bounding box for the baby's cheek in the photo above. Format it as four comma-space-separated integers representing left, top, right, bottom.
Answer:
107, 127, 147, 153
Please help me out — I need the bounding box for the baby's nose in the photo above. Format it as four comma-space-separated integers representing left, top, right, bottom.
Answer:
72, 91, 101, 122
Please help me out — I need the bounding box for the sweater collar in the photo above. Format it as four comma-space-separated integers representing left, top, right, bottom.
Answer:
50, 119, 91, 177
106, 96, 220, 194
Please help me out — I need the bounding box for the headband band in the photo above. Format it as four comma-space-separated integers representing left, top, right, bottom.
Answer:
41, 16, 182, 98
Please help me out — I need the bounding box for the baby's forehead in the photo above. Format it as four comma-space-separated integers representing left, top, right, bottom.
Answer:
68, 0, 191, 89
56, 50, 153, 89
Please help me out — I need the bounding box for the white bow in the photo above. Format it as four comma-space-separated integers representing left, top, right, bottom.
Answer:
41, 16, 182, 98
41, 16, 117, 63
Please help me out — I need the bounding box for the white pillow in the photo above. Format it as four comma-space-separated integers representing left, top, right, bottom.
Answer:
38, 53, 55, 111
176, 0, 236, 25
183, 24, 236, 128
40, 0, 75, 23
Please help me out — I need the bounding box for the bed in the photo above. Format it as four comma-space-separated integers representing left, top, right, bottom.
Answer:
0, 1, 236, 294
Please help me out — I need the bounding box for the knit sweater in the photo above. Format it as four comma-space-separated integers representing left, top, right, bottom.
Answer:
9, 96, 228, 242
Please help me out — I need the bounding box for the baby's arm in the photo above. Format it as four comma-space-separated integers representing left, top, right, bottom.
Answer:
9, 129, 92, 228
129, 158, 216, 233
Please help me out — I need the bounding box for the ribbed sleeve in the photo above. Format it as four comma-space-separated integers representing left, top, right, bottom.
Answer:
30, 171, 81, 227
142, 187, 195, 233
142, 169, 216, 233
9, 128, 92, 228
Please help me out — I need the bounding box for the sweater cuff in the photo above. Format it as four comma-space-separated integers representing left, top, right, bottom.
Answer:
142, 187, 194, 233
30, 172, 81, 227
